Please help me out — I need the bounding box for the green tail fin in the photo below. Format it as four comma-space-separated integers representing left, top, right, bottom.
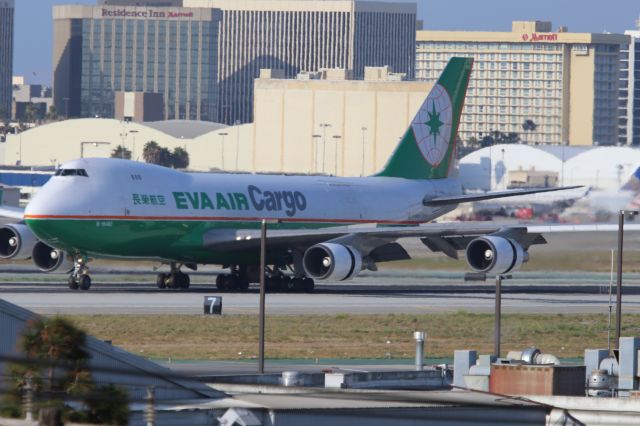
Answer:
376, 57, 473, 180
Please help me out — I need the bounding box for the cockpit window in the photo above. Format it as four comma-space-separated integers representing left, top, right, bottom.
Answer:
55, 168, 89, 177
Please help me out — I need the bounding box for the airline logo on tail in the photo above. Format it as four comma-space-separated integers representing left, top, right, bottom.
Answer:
411, 84, 453, 167
376, 57, 472, 180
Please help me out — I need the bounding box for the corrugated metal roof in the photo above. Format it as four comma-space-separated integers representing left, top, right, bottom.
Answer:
144, 120, 228, 139
187, 388, 548, 411
0, 298, 225, 402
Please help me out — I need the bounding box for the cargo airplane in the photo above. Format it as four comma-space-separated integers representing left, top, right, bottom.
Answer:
0, 58, 582, 291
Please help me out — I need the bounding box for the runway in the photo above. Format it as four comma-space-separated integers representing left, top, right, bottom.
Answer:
0, 268, 638, 315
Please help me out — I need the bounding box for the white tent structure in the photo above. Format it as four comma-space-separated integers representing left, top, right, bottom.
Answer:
459, 144, 640, 192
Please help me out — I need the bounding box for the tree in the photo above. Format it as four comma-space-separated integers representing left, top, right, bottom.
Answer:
24, 104, 38, 123
45, 105, 59, 122
522, 119, 537, 144
143, 141, 161, 164
172, 147, 189, 169
480, 135, 494, 147
111, 145, 132, 160
143, 141, 189, 169
486, 130, 521, 145
2, 317, 129, 425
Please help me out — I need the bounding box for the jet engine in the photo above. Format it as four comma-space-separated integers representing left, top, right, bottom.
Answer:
32, 241, 72, 273
465, 236, 527, 274
302, 243, 363, 281
0, 224, 38, 260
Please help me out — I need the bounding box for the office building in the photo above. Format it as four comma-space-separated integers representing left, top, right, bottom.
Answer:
184, 0, 417, 123
0, 0, 13, 121
416, 21, 628, 146
619, 27, 640, 146
53, 3, 221, 121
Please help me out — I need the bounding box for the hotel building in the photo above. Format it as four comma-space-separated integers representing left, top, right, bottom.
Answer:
53, 3, 221, 121
416, 21, 628, 146
619, 28, 640, 146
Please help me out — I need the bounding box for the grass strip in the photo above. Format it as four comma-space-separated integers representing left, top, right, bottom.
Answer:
64, 312, 638, 361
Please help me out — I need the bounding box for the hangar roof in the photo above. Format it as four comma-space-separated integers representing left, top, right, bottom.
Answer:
144, 120, 228, 139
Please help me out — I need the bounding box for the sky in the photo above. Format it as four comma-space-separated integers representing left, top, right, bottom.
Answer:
12, 0, 640, 85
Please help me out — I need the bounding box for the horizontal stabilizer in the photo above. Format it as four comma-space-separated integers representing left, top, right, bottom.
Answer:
423, 186, 583, 207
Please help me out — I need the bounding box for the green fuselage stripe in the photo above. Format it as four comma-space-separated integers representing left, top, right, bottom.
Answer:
25, 218, 367, 264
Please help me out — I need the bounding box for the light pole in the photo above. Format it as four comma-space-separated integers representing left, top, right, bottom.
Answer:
561, 141, 567, 187
218, 132, 228, 170
258, 218, 280, 374
129, 130, 139, 161
80, 141, 111, 158
501, 148, 505, 190
361, 127, 367, 176
319, 123, 331, 174
234, 120, 241, 171
332, 134, 341, 176
494, 274, 512, 357
311, 134, 321, 173
615, 209, 639, 349
258, 219, 267, 374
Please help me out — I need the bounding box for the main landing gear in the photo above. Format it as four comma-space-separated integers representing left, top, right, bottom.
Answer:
68, 257, 91, 291
215, 265, 250, 292
156, 262, 190, 290
215, 265, 314, 293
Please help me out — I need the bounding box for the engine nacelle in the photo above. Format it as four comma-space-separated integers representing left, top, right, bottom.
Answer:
465, 236, 527, 274
302, 243, 363, 281
0, 224, 38, 260
32, 241, 72, 273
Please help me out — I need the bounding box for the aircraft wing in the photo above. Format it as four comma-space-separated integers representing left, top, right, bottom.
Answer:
424, 186, 583, 207
202, 221, 640, 262
0, 206, 25, 220
202, 222, 543, 260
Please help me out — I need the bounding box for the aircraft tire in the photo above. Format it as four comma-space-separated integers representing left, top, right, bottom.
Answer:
265, 277, 279, 292
79, 275, 91, 291
283, 277, 296, 293
223, 274, 235, 291
215, 274, 226, 291
303, 278, 315, 293
179, 273, 190, 289
235, 276, 249, 291
68, 275, 79, 290
156, 273, 167, 289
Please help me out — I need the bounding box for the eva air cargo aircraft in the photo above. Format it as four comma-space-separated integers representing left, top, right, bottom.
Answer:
0, 58, 582, 291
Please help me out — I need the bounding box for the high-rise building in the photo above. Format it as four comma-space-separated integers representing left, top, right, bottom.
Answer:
0, 0, 14, 121
619, 28, 640, 146
416, 21, 628, 146
184, 0, 417, 124
53, 4, 221, 121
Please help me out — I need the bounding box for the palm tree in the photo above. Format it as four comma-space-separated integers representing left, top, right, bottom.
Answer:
522, 119, 537, 144
143, 141, 173, 167
111, 145, 132, 160
172, 147, 189, 169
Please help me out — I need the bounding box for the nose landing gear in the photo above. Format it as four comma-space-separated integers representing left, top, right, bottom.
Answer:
156, 262, 191, 290
68, 257, 91, 291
